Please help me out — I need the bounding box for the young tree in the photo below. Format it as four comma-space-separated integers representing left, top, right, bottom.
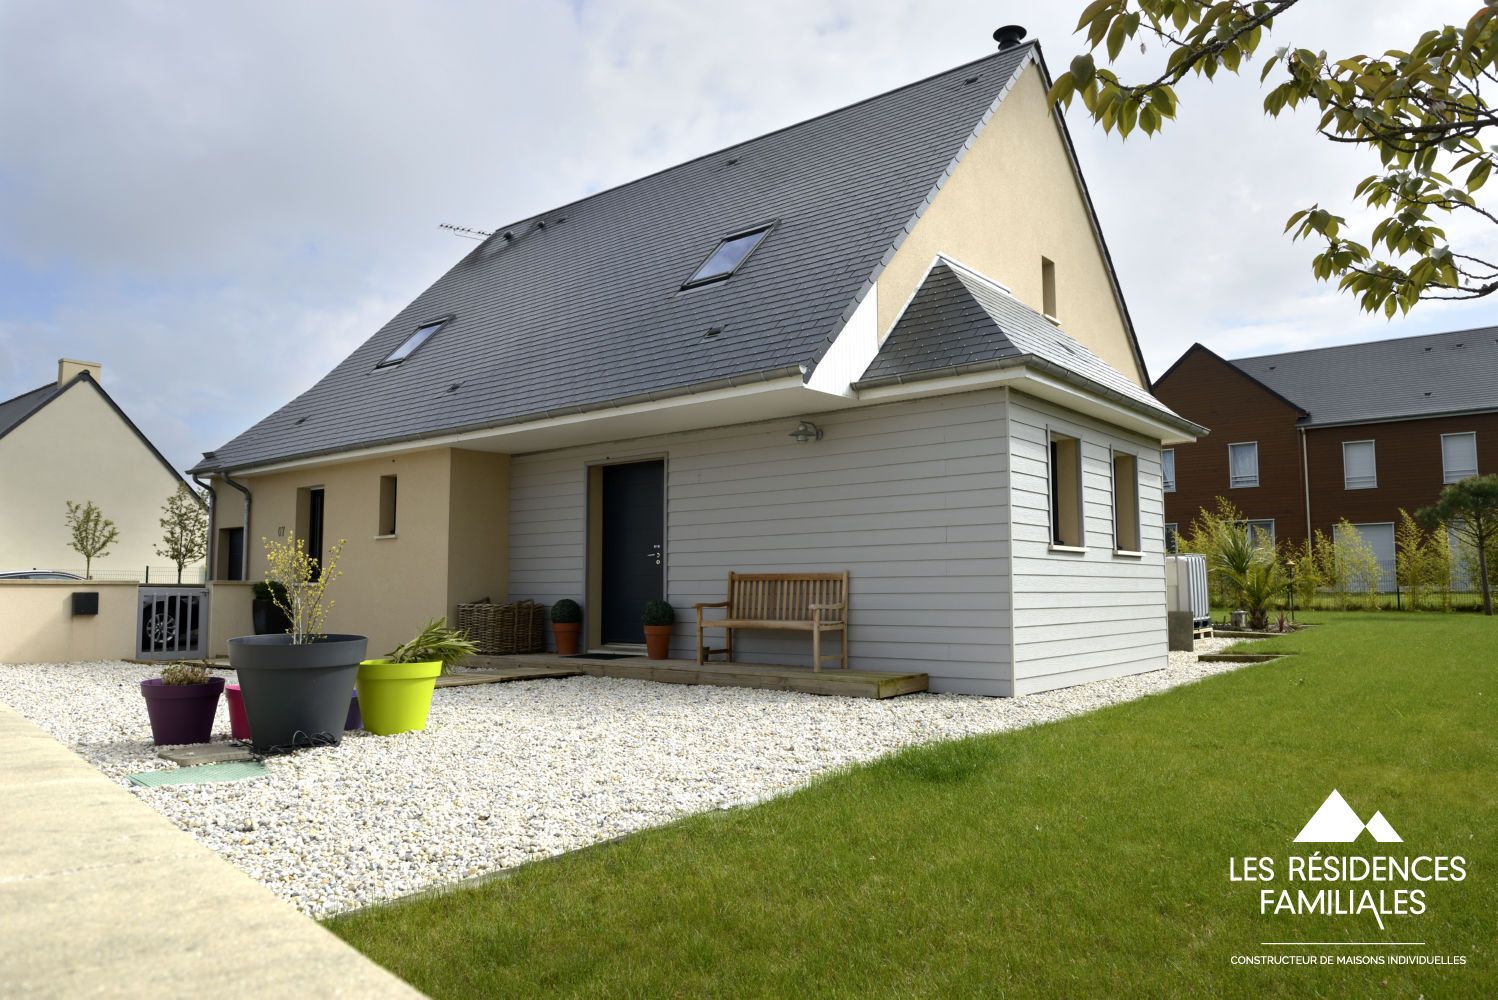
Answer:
1051, 3, 1498, 316
1395, 509, 1432, 610
156, 484, 208, 584
1333, 520, 1384, 610
64, 500, 119, 579
1418, 474, 1498, 615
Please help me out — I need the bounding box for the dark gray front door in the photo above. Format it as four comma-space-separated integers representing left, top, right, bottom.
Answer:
600, 461, 664, 644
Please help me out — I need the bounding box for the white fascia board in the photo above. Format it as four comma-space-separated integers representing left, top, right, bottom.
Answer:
857, 365, 1197, 444
805, 286, 878, 397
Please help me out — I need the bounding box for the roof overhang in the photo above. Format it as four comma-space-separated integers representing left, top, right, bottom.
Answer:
856, 358, 1206, 444
202, 370, 868, 476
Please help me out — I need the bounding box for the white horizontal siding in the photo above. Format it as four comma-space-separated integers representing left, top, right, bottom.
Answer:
507, 391, 1013, 692
1006, 391, 1168, 693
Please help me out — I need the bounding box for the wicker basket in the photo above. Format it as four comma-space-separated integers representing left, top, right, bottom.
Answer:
455, 599, 546, 655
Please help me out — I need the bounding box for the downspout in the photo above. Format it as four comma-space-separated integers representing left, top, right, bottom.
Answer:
191, 474, 216, 582
1300, 426, 1312, 548
220, 472, 253, 581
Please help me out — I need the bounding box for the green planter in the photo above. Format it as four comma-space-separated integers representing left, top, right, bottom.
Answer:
356, 659, 442, 735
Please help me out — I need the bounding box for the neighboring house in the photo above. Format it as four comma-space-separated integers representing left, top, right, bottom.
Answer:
0, 360, 202, 581
194, 33, 1202, 695
1154, 332, 1498, 585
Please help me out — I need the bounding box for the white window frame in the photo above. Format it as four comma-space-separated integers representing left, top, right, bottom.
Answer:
1162, 448, 1176, 493
1164, 522, 1180, 554
1110, 446, 1142, 556
1441, 431, 1478, 484
1046, 426, 1086, 552
1228, 441, 1259, 489
1341, 439, 1378, 490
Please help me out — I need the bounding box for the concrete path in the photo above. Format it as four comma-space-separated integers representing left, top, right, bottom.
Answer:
0, 701, 422, 999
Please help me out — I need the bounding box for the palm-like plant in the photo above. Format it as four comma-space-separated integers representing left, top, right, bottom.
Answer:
1225, 555, 1288, 631
1208, 523, 1257, 609
386, 618, 478, 674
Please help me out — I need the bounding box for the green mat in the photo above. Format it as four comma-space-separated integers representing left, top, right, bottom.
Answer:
127, 761, 268, 787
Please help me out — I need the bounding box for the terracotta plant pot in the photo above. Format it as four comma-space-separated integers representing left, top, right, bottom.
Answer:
553, 621, 581, 655
643, 624, 672, 660
140, 676, 225, 747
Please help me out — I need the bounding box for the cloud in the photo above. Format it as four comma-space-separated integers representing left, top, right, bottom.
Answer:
2, 0, 1496, 472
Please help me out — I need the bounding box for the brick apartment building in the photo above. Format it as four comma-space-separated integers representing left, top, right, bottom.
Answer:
1153, 328, 1498, 583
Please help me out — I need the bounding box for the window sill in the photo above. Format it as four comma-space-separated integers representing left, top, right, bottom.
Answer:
374, 533, 398, 541
1344, 484, 1377, 491
1044, 313, 1060, 326
1113, 549, 1144, 559
1229, 483, 1259, 489
1048, 544, 1088, 555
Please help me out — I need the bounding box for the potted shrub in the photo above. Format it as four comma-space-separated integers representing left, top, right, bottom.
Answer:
356, 618, 477, 736
551, 598, 582, 655
228, 535, 367, 753
140, 663, 225, 747
251, 581, 291, 635
642, 599, 674, 659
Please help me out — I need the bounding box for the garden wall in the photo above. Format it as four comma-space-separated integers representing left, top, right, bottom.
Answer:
0, 581, 138, 663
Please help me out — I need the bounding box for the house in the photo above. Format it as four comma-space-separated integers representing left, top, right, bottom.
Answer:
193, 31, 1202, 695
0, 359, 202, 581
1153, 332, 1498, 583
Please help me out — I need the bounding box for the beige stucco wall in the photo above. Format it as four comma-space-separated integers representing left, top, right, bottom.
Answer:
207, 581, 255, 658
0, 581, 138, 663
875, 61, 1146, 386
211, 447, 508, 655
0, 381, 202, 580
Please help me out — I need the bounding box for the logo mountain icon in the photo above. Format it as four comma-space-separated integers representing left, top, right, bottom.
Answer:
1293, 790, 1402, 843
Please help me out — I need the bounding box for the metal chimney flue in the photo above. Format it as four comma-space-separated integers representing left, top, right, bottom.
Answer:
993, 25, 1026, 51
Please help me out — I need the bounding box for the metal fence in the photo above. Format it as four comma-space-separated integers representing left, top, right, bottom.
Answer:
19, 566, 209, 584
136, 587, 209, 660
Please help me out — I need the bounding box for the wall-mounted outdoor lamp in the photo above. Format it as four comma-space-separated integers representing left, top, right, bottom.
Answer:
789, 420, 823, 444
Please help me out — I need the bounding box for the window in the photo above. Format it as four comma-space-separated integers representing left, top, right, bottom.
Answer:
1228, 442, 1259, 488
378, 475, 398, 536
1112, 450, 1141, 552
1337, 521, 1396, 592
1041, 256, 1058, 320
1239, 519, 1275, 547
295, 486, 326, 575
1342, 440, 1377, 490
377, 318, 448, 368
1162, 448, 1176, 493
1048, 430, 1084, 548
682, 225, 772, 288
1164, 522, 1180, 554
1442, 432, 1478, 484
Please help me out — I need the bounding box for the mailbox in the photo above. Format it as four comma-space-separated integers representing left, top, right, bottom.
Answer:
71, 591, 99, 616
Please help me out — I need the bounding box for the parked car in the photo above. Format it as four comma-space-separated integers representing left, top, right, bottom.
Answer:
0, 570, 85, 580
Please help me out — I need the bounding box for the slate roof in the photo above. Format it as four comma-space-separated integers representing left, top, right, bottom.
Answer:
858, 261, 1197, 431
0, 383, 62, 441
197, 42, 1134, 473
1230, 327, 1498, 426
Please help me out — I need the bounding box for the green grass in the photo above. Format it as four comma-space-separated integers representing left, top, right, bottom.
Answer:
329, 614, 1497, 998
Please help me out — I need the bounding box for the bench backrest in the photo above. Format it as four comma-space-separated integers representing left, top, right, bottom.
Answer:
727, 572, 848, 621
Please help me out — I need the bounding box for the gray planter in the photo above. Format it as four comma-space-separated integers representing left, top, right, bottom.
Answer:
227, 633, 367, 753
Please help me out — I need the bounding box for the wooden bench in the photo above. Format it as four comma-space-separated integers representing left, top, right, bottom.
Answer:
694, 571, 848, 671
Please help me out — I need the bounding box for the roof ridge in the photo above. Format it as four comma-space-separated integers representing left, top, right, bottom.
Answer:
475, 45, 1034, 241
1231, 323, 1498, 364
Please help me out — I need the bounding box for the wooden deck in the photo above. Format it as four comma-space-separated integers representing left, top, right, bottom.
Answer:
471, 652, 928, 700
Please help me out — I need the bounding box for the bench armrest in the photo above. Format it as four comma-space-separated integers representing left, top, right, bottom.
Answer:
693, 601, 730, 610
809, 602, 845, 611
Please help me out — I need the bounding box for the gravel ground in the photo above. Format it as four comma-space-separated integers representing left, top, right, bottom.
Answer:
0, 638, 1256, 917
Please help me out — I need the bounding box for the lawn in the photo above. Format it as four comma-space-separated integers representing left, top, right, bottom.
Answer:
329, 614, 1497, 998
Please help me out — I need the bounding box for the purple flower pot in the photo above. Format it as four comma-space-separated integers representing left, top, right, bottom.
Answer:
346, 692, 362, 731
140, 676, 225, 747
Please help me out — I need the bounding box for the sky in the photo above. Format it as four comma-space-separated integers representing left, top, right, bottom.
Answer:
3, 0, 1496, 473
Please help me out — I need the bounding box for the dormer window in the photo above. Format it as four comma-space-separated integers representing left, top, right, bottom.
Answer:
682, 225, 773, 288
377, 318, 450, 368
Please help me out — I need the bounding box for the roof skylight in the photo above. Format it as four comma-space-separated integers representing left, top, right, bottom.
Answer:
377, 318, 449, 368
682, 225, 773, 288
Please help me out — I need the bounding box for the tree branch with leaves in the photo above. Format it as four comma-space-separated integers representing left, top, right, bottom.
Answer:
1050, 0, 1498, 316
